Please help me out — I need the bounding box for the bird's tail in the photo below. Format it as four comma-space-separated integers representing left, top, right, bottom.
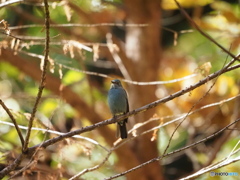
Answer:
117, 119, 128, 139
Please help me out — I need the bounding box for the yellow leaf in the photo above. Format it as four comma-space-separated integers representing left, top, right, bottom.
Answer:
162, 0, 214, 10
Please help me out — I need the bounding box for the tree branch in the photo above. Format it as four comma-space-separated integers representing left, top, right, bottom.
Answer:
0, 99, 24, 146
23, 0, 50, 152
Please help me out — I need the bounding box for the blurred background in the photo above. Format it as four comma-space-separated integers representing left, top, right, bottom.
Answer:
0, 0, 240, 179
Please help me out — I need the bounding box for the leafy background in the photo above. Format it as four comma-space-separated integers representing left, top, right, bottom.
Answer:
0, 0, 240, 179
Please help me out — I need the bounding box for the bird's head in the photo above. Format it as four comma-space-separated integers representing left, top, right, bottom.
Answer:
111, 79, 122, 88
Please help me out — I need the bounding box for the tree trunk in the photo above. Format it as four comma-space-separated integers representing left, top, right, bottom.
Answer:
123, 0, 164, 179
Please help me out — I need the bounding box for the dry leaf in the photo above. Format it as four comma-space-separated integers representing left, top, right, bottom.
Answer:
14, 39, 20, 55
58, 64, 63, 79
63, 0, 72, 22
195, 62, 212, 76
0, 40, 8, 55
93, 44, 99, 61
11, 39, 15, 49
63, 43, 74, 58
48, 57, 55, 73
151, 129, 158, 141
132, 123, 143, 137
0, 19, 11, 35
40, 57, 44, 71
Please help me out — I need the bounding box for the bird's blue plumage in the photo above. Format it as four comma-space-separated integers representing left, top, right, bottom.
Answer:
108, 88, 128, 115
108, 79, 129, 139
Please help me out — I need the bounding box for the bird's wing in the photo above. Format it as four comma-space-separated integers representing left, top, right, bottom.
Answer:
124, 89, 129, 123
126, 96, 129, 113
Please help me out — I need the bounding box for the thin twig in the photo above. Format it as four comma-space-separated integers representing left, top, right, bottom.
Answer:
18, 49, 198, 85
0, 99, 24, 146
173, 0, 239, 61
6, 23, 149, 30
9, 158, 38, 179
0, 0, 54, 8
0, 0, 24, 8
22, 0, 50, 152
69, 151, 112, 180
106, 33, 131, 80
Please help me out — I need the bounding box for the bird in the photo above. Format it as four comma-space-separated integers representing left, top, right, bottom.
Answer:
108, 79, 129, 139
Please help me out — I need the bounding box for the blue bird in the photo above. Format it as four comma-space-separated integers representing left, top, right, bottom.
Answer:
108, 79, 129, 139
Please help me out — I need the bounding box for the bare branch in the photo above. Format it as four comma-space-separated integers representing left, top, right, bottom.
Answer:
23, 0, 50, 152
173, 0, 239, 61
0, 0, 55, 8
0, 0, 24, 8
6, 23, 149, 30
18, 49, 198, 85
106, 33, 132, 80
69, 151, 112, 180
0, 99, 24, 146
